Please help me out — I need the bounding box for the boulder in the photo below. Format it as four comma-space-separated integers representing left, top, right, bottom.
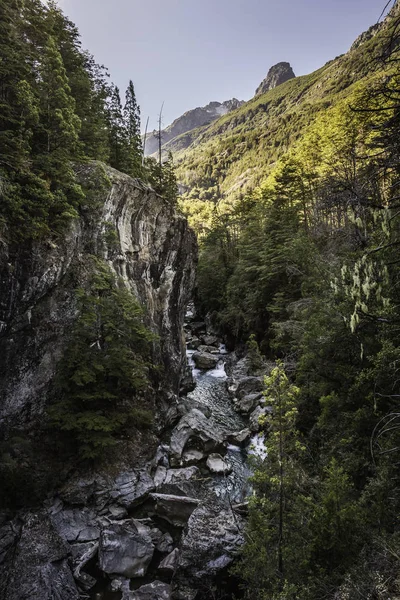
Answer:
177, 398, 212, 418
172, 503, 244, 599
182, 449, 206, 465
226, 428, 251, 446
190, 322, 207, 335
99, 520, 154, 578
158, 548, 179, 573
234, 392, 263, 414
150, 494, 200, 526
187, 337, 201, 350
201, 335, 218, 347
108, 469, 155, 509
192, 352, 219, 370
198, 345, 220, 354
164, 466, 200, 486
156, 532, 174, 554
131, 581, 171, 600
206, 453, 232, 475
179, 365, 196, 395
50, 506, 99, 543
236, 377, 264, 399
170, 409, 224, 462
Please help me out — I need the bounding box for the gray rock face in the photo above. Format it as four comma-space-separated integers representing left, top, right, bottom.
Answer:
0, 164, 197, 434
226, 428, 251, 446
255, 62, 296, 96
249, 406, 269, 432
144, 99, 244, 156
172, 503, 244, 599
192, 352, 219, 370
0, 511, 79, 600
99, 520, 155, 578
170, 409, 224, 463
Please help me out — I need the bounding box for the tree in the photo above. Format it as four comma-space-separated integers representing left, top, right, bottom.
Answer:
107, 85, 127, 171
48, 260, 157, 459
237, 363, 312, 599
123, 80, 143, 177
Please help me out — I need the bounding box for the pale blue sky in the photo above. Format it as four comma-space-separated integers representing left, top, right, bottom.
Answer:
59, 0, 393, 131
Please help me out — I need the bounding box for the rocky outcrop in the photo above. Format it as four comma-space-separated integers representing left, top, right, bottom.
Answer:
255, 62, 296, 96
144, 99, 244, 156
0, 164, 197, 599
0, 163, 197, 434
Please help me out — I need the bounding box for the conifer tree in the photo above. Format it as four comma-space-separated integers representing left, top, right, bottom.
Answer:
108, 85, 127, 171
123, 80, 143, 177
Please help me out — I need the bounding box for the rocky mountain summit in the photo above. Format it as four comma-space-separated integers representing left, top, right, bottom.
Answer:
255, 61, 296, 96
144, 99, 244, 156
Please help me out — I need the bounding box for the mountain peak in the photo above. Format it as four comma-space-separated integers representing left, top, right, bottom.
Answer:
255, 62, 296, 96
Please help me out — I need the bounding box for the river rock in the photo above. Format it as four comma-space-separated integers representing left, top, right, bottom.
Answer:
198, 345, 220, 354
170, 409, 224, 462
179, 365, 196, 395
187, 337, 201, 350
182, 448, 206, 465
131, 581, 171, 600
159, 547, 179, 573
192, 351, 219, 370
249, 406, 269, 432
172, 503, 244, 599
206, 453, 232, 475
177, 398, 212, 418
71, 541, 98, 591
190, 322, 207, 335
201, 334, 219, 347
98, 520, 154, 578
236, 377, 264, 399
234, 392, 263, 414
150, 494, 200, 526
226, 428, 251, 446
164, 466, 200, 486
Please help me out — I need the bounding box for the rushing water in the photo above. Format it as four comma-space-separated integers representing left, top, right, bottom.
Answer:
186, 348, 253, 504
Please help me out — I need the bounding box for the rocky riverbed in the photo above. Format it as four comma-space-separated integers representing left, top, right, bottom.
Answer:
0, 310, 270, 600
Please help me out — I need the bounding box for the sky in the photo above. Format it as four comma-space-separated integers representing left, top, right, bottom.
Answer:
58, 0, 393, 131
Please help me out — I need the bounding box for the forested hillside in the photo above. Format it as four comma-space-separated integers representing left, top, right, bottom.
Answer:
184, 3, 400, 598
0, 0, 178, 242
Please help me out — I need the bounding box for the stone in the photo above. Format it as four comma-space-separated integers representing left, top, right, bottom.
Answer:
197, 345, 220, 354
170, 409, 224, 463
177, 398, 212, 418
150, 494, 200, 526
249, 406, 269, 432
172, 503, 244, 599
192, 351, 219, 370
182, 449, 206, 465
156, 532, 174, 554
236, 377, 264, 399
131, 581, 171, 600
186, 337, 201, 350
206, 453, 232, 475
226, 428, 251, 446
201, 335, 218, 347
179, 365, 196, 395
98, 520, 154, 578
50, 506, 99, 543
154, 466, 167, 488
108, 505, 128, 520
71, 541, 98, 591
109, 470, 156, 509
164, 466, 200, 486
0, 511, 79, 600
234, 392, 263, 414
190, 321, 207, 335
158, 548, 179, 573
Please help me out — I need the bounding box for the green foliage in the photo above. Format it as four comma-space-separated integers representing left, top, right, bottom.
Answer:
48, 259, 157, 460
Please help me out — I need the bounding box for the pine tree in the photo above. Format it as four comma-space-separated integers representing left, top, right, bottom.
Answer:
107, 85, 127, 171
123, 80, 143, 177
237, 363, 312, 599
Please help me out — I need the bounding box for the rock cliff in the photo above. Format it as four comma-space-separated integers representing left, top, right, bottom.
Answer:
255, 61, 296, 96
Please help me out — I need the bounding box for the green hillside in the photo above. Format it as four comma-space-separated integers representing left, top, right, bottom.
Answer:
176, 18, 392, 233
